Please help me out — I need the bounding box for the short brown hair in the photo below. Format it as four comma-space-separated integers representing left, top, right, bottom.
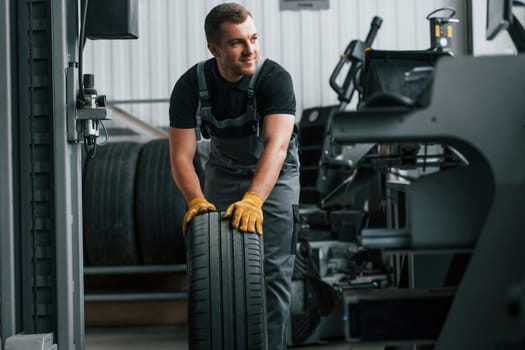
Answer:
204, 3, 252, 44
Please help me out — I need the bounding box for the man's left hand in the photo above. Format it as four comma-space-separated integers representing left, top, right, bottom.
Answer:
223, 192, 264, 234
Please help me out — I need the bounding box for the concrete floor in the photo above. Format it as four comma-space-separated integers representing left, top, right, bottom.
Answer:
84, 325, 384, 350
0, 326, 385, 349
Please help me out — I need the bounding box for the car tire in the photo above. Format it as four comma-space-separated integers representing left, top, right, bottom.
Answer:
135, 139, 188, 264
83, 142, 142, 266
186, 211, 267, 350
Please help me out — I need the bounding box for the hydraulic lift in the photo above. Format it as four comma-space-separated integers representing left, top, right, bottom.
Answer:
1, 0, 84, 348
0, 0, 136, 349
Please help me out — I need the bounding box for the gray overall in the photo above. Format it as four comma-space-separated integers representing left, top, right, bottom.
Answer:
196, 59, 300, 350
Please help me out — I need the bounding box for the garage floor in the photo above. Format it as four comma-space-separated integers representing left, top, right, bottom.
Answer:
84, 326, 384, 350
0, 326, 386, 349
82, 274, 388, 350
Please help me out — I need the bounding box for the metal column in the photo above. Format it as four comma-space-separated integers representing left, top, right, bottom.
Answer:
50, 0, 85, 348
0, 0, 17, 341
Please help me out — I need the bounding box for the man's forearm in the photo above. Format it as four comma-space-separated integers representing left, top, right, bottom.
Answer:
248, 142, 288, 201
168, 127, 205, 205
248, 114, 295, 201
171, 161, 204, 204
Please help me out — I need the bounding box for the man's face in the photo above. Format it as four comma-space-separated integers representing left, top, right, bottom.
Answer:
208, 16, 259, 82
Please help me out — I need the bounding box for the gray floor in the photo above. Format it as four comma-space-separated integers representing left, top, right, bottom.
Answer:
84, 326, 384, 350
0, 326, 384, 349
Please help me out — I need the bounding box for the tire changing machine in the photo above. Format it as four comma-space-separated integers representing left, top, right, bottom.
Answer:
331, 23, 525, 350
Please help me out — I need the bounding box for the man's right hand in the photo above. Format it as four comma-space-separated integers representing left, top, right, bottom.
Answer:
183, 197, 216, 235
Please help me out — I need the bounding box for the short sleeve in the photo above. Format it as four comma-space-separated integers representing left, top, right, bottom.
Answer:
169, 67, 198, 128
256, 64, 296, 117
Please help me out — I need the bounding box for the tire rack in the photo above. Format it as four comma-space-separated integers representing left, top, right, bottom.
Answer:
83, 265, 188, 302
82, 139, 198, 303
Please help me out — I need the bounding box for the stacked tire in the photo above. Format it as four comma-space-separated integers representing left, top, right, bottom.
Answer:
83, 140, 268, 349
135, 139, 187, 264
82, 139, 193, 266
83, 142, 143, 265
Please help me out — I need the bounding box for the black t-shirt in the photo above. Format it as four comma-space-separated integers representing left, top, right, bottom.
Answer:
169, 58, 296, 129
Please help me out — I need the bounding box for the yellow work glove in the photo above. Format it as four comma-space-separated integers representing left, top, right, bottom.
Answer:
223, 192, 264, 235
183, 197, 216, 236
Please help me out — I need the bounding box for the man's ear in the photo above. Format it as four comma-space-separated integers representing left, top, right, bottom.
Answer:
207, 43, 220, 57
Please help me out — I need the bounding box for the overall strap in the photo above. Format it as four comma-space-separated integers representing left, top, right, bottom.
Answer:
248, 58, 266, 136
196, 61, 211, 107
195, 61, 209, 140
247, 58, 267, 104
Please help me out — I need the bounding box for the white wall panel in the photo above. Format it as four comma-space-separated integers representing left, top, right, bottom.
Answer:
299, 10, 321, 108
319, 3, 339, 105
377, 0, 399, 49
471, 0, 525, 56
260, 0, 281, 60
84, 0, 467, 128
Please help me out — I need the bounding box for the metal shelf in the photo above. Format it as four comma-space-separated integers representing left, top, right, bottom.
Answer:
84, 291, 187, 302
84, 264, 187, 275
84, 264, 188, 302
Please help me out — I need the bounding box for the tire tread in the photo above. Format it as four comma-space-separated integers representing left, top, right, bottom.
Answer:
187, 212, 267, 350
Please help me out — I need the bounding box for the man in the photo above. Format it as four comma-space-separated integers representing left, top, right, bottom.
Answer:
168, 3, 300, 349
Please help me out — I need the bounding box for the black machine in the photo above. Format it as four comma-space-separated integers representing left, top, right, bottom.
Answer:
293, 1, 525, 348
